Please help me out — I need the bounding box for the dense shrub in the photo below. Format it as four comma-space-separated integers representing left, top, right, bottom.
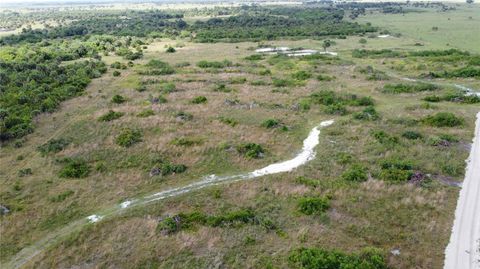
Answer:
352, 49, 402, 58
166, 46, 176, 53
197, 60, 232, 68
292, 71, 312, 80
379, 158, 413, 182
191, 96, 207, 104
98, 110, 124, 122
402, 130, 423, 140
229, 77, 247, 84
236, 143, 264, 159
18, 168, 33, 177
261, 119, 280, 128
371, 130, 399, 146
142, 60, 175, 75
422, 112, 464, 127
156, 209, 256, 234
58, 158, 90, 178
112, 70, 121, 77
316, 74, 334, 81
110, 61, 127, 69
37, 138, 70, 156
245, 54, 263, 61
341, 164, 368, 182
382, 83, 438, 94
298, 197, 330, 215
289, 247, 387, 269
353, 106, 379, 120
111, 94, 126, 104
214, 83, 233, 92
324, 103, 348, 115
116, 128, 143, 147
273, 78, 296, 87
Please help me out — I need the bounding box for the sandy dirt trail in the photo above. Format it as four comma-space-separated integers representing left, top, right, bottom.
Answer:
6, 120, 333, 269
444, 112, 480, 269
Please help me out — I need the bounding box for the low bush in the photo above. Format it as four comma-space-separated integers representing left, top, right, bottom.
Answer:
143, 60, 175, 75
341, 164, 368, 182
160, 82, 176, 93
261, 119, 280, 128
191, 96, 207, 104
112, 70, 121, 77
37, 138, 70, 156
316, 74, 334, 81
229, 77, 247, 84
379, 158, 413, 182
422, 112, 464, 127
289, 247, 387, 269
214, 83, 233, 92
324, 103, 348, 115
402, 131, 422, 140
58, 158, 90, 178
298, 197, 330, 215
175, 111, 193, 121
171, 137, 202, 147
166, 46, 176, 53
371, 130, 399, 146
111, 94, 126, 104
382, 83, 438, 94
273, 78, 296, 87
353, 106, 380, 120
292, 71, 312, 81
197, 60, 232, 68
236, 143, 264, 159
245, 54, 263, 61
116, 128, 143, 147
137, 109, 155, 118
98, 110, 124, 122
296, 176, 321, 188
219, 116, 238, 127
50, 190, 74, 202
18, 168, 32, 177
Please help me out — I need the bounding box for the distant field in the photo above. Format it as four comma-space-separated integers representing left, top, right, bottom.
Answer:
354, 5, 480, 53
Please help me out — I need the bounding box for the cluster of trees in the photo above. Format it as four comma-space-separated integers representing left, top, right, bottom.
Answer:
193, 7, 376, 42
0, 45, 106, 141
0, 11, 187, 45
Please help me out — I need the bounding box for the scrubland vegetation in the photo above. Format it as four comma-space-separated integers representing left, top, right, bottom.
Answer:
0, 2, 479, 269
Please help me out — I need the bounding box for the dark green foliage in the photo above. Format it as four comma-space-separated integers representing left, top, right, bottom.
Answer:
371, 130, 399, 146
0, 57, 106, 141
219, 116, 238, 127
116, 128, 143, 147
156, 209, 257, 234
402, 131, 422, 140
261, 119, 280, 128
245, 54, 263, 61
357, 66, 389, 81
341, 164, 368, 182
0, 11, 186, 45
50, 190, 74, 202
229, 77, 247, 84
98, 110, 124, 122
353, 106, 380, 120
197, 60, 232, 68
137, 109, 155, 118
160, 82, 176, 94
289, 247, 387, 269
316, 74, 334, 81
193, 7, 376, 42
191, 96, 207, 104
379, 158, 413, 182
297, 197, 330, 215
37, 138, 70, 155
292, 71, 312, 80
175, 111, 193, 121
273, 78, 296, 87
111, 94, 126, 104
213, 83, 232, 92
110, 61, 127, 69
310, 91, 340, 105
166, 46, 176, 53
141, 60, 175, 75
382, 83, 438, 94
422, 112, 464, 127
296, 176, 321, 188
112, 70, 121, 77
58, 158, 90, 178
424, 93, 480, 104
409, 49, 469, 57
423, 95, 442, 102
352, 49, 402, 58
324, 104, 347, 115
429, 67, 480, 78
236, 143, 264, 159
18, 168, 32, 177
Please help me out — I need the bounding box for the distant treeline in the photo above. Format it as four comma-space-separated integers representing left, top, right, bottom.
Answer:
1, 7, 376, 45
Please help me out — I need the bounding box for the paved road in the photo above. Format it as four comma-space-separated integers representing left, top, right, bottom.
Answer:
444, 112, 480, 269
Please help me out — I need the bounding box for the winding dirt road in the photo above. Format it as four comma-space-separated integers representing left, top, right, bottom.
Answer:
6, 120, 334, 269
444, 112, 480, 269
